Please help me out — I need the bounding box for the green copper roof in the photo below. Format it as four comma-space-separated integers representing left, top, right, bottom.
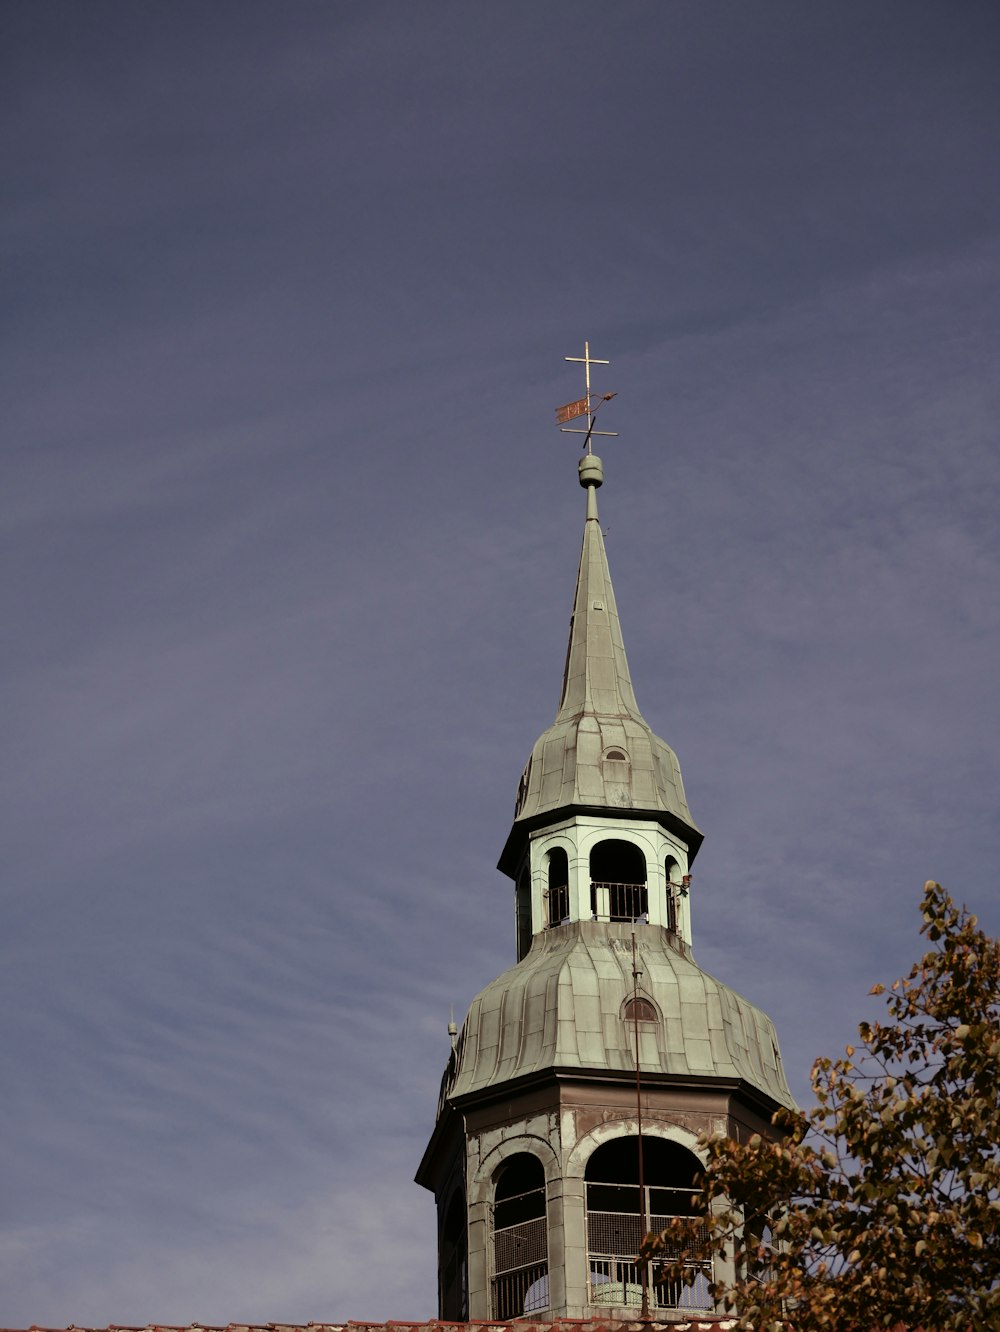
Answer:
557, 463, 642, 724
508, 457, 700, 846
443, 921, 795, 1111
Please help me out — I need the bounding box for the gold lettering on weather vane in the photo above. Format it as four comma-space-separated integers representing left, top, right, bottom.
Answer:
555, 340, 618, 453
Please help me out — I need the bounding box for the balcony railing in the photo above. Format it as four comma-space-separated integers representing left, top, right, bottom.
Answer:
587, 1209, 712, 1312
491, 1192, 549, 1319
585, 1180, 710, 1313
491, 1261, 549, 1319
546, 883, 570, 926
590, 880, 648, 923
588, 1254, 712, 1311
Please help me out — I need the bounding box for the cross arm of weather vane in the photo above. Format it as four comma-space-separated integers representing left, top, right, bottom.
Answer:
555, 342, 619, 450
555, 393, 620, 456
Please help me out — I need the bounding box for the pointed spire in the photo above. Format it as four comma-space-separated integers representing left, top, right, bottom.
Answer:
556, 453, 643, 724
499, 453, 702, 873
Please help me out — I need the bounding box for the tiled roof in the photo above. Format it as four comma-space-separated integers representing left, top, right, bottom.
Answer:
5, 1322, 742, 1332
3, 1320, 940, 1331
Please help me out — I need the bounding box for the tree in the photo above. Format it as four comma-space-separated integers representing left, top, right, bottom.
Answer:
642, 882, 1000, 1331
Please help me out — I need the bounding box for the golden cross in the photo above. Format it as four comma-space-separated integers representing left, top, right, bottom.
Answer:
558, 341, 619, 453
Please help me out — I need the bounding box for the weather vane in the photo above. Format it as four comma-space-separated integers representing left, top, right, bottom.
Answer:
555, 340, 618, 454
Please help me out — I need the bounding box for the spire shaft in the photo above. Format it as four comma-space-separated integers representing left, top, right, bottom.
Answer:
499, 449, 701, 868
557, 456, 641, 722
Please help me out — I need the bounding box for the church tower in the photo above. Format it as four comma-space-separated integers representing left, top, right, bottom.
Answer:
416, 362, 795, 1322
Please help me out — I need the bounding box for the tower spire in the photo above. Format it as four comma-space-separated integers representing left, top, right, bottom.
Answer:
418, 346, 795, 1325
554, 342, 637, 723
556, 451, 642, 724
500, 372, 700, 865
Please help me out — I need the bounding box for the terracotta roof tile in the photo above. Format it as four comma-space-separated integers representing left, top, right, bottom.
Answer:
1, 1321, 943, 1332
4, 1322, 743, 1332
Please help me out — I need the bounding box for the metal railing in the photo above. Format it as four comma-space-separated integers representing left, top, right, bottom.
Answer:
590, 880, 648, 922
546, 883, 570, 926
491, 1197, 549, 1319
588, 1254, 712, 1311
586, 1204, 712, 1312
491, 1261, 549, 1318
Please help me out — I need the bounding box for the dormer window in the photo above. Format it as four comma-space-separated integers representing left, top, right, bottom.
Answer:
623, 996, 657, 1024
601, 748, 631, 787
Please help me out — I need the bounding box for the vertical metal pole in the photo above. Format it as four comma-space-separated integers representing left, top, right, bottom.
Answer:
632, 930, 651, 1320
583, 339, 594, 452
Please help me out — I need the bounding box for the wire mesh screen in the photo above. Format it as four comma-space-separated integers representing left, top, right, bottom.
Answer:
588, 1208, 645, 1258
491, 1188, 549, 1320
493, 1215, 548, 1275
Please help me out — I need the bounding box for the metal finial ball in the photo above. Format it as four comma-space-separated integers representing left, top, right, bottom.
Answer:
578, 454, 604, 488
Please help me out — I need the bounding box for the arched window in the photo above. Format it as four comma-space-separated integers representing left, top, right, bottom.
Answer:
547, 848, 569, 926
601, 747, 631, 785
601, 747, 632, 807
665, 857, 681, 934
584, 1136, 710, 1312
590, 839, 647, 922
623, 996, 657, 1024
440, 1189, 468, 1320
491, 1154, 548, 1318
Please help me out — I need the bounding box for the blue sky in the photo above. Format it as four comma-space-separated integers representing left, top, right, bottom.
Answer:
3, 2, 1000, 1324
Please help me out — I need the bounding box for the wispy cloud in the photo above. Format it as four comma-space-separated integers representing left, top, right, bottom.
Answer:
3, 3, 999, 1325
